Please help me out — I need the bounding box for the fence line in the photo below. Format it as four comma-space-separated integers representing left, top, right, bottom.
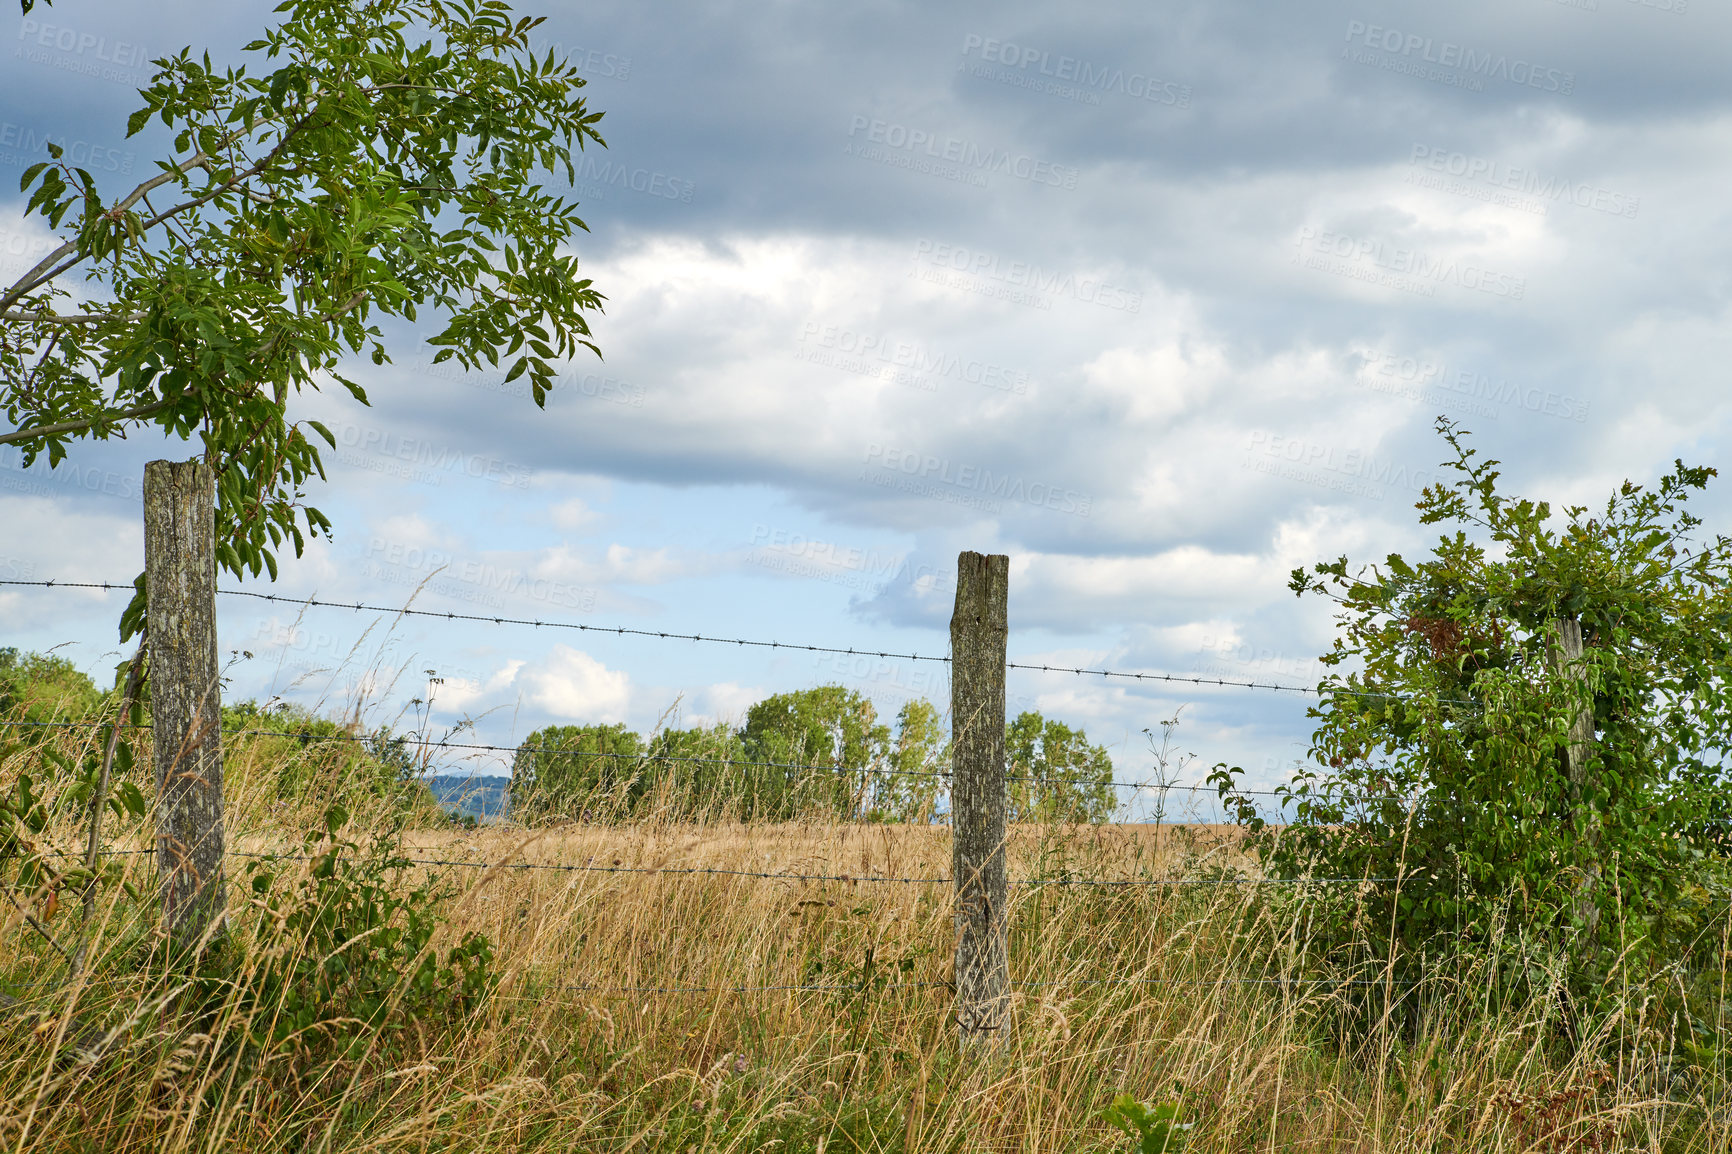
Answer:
0, 577, 1476, 704
544, 975, 1407, 996
82, 844, 1391, 888
215, 847, 1393, 887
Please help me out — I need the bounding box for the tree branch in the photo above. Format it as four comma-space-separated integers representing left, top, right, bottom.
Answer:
2, 883, 75, 970
0, 150, 212, 314
2, 96, 334, 318
0, 312, 144, 324
0, 392, 184, 448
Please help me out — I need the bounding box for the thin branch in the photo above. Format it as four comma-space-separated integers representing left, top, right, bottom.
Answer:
0, 150, 212, 314
0, 392, 184, 448
69, 637, 146, 979
2, 883, 75, 970
0, 312, 144, 324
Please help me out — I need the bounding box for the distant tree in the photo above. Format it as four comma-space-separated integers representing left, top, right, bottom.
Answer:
645, 722, 753, 818
510, 722, 643, 821
739, 685, 889, 820
1007, 711, 1118, 824
873, 699, 948, 823
0, 647, 103, 726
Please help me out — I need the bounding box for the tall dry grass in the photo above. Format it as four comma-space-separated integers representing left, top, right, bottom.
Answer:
2, 713, 1727, 1154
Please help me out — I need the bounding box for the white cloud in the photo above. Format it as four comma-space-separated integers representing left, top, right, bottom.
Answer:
513, 645, 632, 724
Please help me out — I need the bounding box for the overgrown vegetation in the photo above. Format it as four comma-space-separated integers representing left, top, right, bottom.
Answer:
2, 736, 1728, 1151
1212, 420, 1732, 1010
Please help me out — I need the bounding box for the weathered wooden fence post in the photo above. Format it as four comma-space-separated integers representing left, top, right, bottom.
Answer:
143, 459, 227, 950
1552, 615, 1599, 939
951, 550, 1009, 1044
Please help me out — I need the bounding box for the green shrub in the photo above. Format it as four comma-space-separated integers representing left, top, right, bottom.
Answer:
240, 805, 495, 1060
1212, 421, 1732, 991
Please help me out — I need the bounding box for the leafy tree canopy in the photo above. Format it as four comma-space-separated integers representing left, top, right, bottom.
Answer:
0, 646, 103, 725
510, 722, 642, 819
0, 0, 607, 638
1007, 710, 1118, 823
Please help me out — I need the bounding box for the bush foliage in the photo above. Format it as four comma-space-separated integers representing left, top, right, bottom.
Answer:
1212, 421, 1732, 988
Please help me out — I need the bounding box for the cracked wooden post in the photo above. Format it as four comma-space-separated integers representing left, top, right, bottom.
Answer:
1552, 616, 1599, 941
144, 459, 227, 951
951, 550, 1009, 1045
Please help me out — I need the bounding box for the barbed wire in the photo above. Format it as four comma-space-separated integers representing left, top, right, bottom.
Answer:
0, 577, 1474, 705
553, 979, 950, 995
0, 717, 1307, 798
101, 845, 1390, 887
543, 974, 1404, 996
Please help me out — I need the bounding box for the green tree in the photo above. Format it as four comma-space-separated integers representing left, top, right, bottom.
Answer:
873, 699, 948, 823
1006, 711, 1118, 824
1213, 421, 1732, 983
644, 722, 753, 819
739, 686, 890, 820
510, 722, 643, 821
0, 647, 103, 726
0, 0, 607, 637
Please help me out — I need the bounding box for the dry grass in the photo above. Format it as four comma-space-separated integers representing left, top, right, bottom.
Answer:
0, 730, 1726, 1151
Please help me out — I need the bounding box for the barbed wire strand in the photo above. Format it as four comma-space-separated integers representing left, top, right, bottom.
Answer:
544, 974, 1404, 996
108, 846, 1391, 887
0, 578, 1475, 705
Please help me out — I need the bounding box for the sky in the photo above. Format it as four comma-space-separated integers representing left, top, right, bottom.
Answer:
1, 0, 1725, 817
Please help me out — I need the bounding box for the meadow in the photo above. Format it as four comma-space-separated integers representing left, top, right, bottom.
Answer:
1, 707, 1724, 1154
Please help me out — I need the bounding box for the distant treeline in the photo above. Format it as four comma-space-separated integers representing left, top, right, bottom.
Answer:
510, 685, 1119, 824
0, 650, 1120, 826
